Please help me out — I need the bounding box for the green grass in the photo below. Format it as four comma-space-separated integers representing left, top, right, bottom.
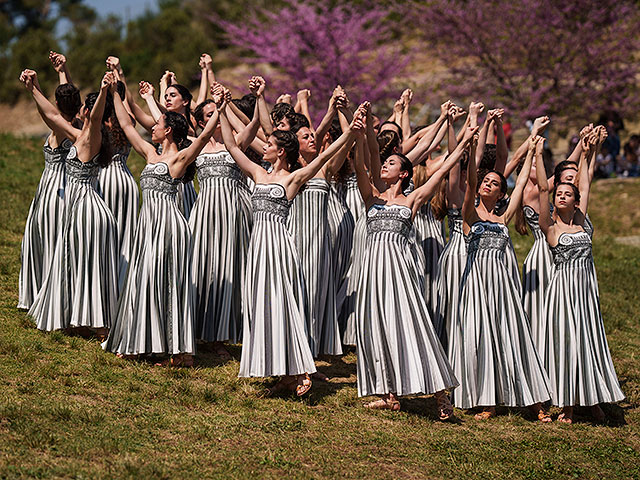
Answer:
1, 132, 639, 479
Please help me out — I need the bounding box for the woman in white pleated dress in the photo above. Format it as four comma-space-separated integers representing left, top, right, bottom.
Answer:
353, 103, 472, 418
220, 93, 360, 397
104, 80, 221, 366
535, 126, 624, 424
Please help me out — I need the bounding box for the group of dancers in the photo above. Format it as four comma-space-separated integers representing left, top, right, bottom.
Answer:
17, 51, 624, 424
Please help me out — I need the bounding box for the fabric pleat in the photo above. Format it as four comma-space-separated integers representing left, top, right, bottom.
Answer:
540, 231, 624, 407
239, 183, 316, 377
356, 204, 458, 397
433, 208, 466, 366
104, 162, 195, 355
454, 221, 551, 409
288, 178, 342, 356
413, 202, 445, 317
327, 181, 355, 315
340, 213, 367, 345
176, 180, 197, 219
189, 152, 252, 344
18, 139, 70, 310
521, 205, 553, 350
29, 147, 118, 331
97, 146, 140, 291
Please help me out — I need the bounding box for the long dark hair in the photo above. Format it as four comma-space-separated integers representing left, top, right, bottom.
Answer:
167, 84, 194, 131
271, 130, 300, 171
55, 83, 81, 118
84, 92, 113, 167
164, 111, 195, 182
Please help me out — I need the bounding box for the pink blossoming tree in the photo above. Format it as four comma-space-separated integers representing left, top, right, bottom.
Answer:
412, 0, 640, 126
211, 0, 410, 117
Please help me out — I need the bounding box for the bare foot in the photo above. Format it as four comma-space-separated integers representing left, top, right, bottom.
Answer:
474, 407, 496, 420
530, 403, 552, 423
116, 353, 139, 360
267, 376, 297, 396
558, 406, 573, 424
154, 354, 194, 367
365, 394, 400, 411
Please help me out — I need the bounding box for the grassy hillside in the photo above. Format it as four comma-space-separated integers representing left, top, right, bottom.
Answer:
0, 133, 639, 479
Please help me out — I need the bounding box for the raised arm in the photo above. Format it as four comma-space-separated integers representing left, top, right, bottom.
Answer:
251, 76, 273, 136
178, 101, 221, 167
406, 101, 450, 166
365, 102, 386, 192
220, 100, 265, 181
475, 108, 497, 166
19, 69, 79, 141
535, 137, 553, 234
410, 126, 477, 215
314, 88, 340, 149
236, 98, 262, 151
400, 89, 413, 142
49, 51, 72, 85
295, 89, 313, 131
503, 136, 538, 224
109, 77, 156, 159
493, 109, 508, 173
353, 123, 375, 206
290, 115, 359, 191
139, 81, 165, 122
462, 130, 481, 229
195, 54, 210, 105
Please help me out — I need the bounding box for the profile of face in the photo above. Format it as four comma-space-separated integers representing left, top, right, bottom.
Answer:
554, 184, 578, 210
151, 115, 168, 143
276, 116, 291, 131
296, 127, 316, 156
478, 172, 504, 200
165, 86, 189, 113
199, 103, 221, 134
380, 155, 408, 185
559, 167, 578, 185
263, 135, 281, 163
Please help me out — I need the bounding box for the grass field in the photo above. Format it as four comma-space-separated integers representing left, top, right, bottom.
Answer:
0, 132, 639, 479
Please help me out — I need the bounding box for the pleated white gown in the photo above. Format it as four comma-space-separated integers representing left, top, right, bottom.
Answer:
18, 138, 70, 310
433, 208, 466, 360
189, 152, 252, 344
413, 203, 445, 317
540, 230, 624, 407
239, 184, 316, 378
454, 221, 551, 409
289, 178, 342, 356
521, 205, 553, 349
97, 145, 140, 291
356, 204, 458, 397
29, 147, 118, 331
338, 174, 367, 345
327, 181, 355, 316
105, 162, 195, 355
176, 181, 197, 219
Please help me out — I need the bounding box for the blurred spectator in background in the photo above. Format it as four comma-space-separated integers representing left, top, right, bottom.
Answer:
620, 135, 640, 177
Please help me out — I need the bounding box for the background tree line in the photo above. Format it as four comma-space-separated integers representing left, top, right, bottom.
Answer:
1, 0, 639, 129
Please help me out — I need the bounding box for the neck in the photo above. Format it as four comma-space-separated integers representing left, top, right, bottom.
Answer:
478, 195, 498, 213
271, 156, 289, 173
555, 207, 576, 225
300, 151, 315, 166
162, 138, 179, 154
385, 180, 405, 199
